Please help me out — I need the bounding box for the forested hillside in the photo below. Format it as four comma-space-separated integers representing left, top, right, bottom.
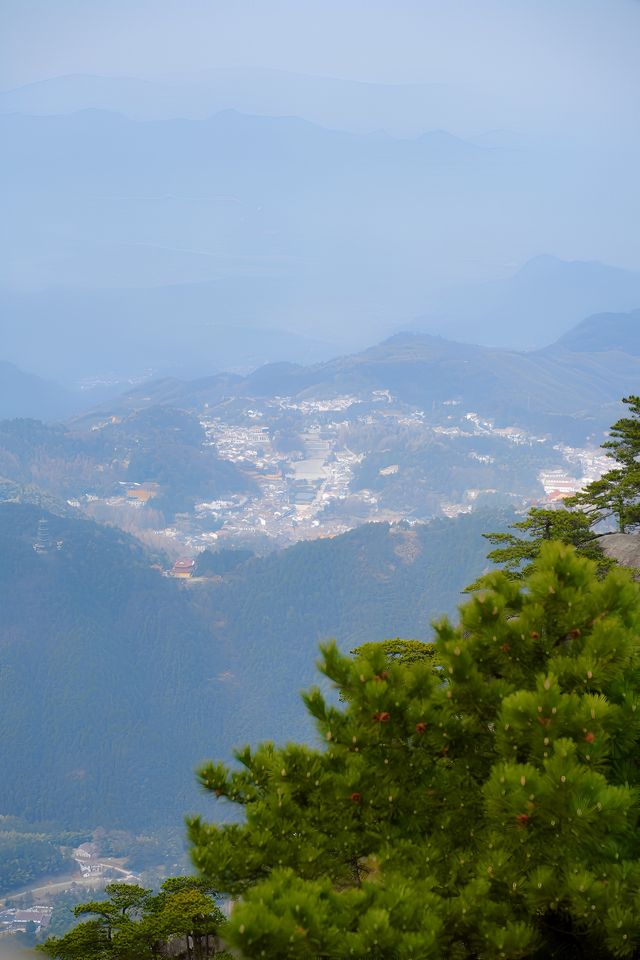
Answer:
0, 816, 83, 896
202, 515, 498, 747
0, 410, 252, 519
0, 504, 224, 830
0, 503, 499, 832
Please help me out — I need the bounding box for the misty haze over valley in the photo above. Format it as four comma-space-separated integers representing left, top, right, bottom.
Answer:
2, 3, 640, 955
2, 1, 640, 387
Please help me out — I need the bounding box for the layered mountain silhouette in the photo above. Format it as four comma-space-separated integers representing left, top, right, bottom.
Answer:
554, 308, 640, 355
0, 68, 497, 136
76, 308, 640, 443
5, 308, 639, 433
0, 361, 87, 421
4, 104, 634, 380
411, 256, 640, 350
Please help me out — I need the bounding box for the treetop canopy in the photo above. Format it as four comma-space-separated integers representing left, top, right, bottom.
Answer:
189, 543, 640, 959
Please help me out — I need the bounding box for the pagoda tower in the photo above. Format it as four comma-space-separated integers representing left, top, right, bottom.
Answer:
33, 516, 51, 554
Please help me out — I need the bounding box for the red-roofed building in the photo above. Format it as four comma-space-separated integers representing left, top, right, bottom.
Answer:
546, 490, 570, 502
171, 558, 196, 578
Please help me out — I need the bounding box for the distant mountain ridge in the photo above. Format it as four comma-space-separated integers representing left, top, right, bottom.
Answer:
8, 308, 637, 426
3, 106, 620, 378
0, 69, 494, 137
410, 256, 640, 350
0, 282, 340, 385
0, 359, 147, 422
0, 361, 87, 421
82, 308, 640, 443
553, 308, 640, 355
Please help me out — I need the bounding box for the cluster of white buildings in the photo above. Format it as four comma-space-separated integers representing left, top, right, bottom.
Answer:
73, 387, 618, 552
0, 905, 53, 934
72, 844, 140, 884
538, 447, 610, 502
203, 421, 274, 467
465, 412, 546, 446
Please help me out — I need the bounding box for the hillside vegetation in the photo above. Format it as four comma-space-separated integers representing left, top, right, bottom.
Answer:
0, 410, 252, 520
0, 503, 498, 831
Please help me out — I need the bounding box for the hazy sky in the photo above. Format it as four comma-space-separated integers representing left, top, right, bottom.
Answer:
1, 1, 640, 372
2, 0, 639, 107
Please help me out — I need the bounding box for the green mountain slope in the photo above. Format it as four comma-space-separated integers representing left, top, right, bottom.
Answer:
0, 504, 498, 832
203, 514, 498, 749
0, 503, 224, 830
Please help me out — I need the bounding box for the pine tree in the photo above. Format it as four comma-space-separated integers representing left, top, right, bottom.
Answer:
567, 396, 640, 533
188, 544, 640, 959
602, 395, 640, 468
350, 638, 438, 666
38, 879, 229, 960
473, 507, 613, 583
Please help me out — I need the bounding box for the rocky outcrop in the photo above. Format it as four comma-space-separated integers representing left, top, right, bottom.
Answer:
599, 533, 640, 570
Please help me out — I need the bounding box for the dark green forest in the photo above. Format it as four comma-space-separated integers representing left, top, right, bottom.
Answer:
0, 829, 71, 897
0, 502, 503, 834
189, 543, 640, 958
0, 504, 224, 830
195, 548, 255, 577
203, 513, 504, 748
